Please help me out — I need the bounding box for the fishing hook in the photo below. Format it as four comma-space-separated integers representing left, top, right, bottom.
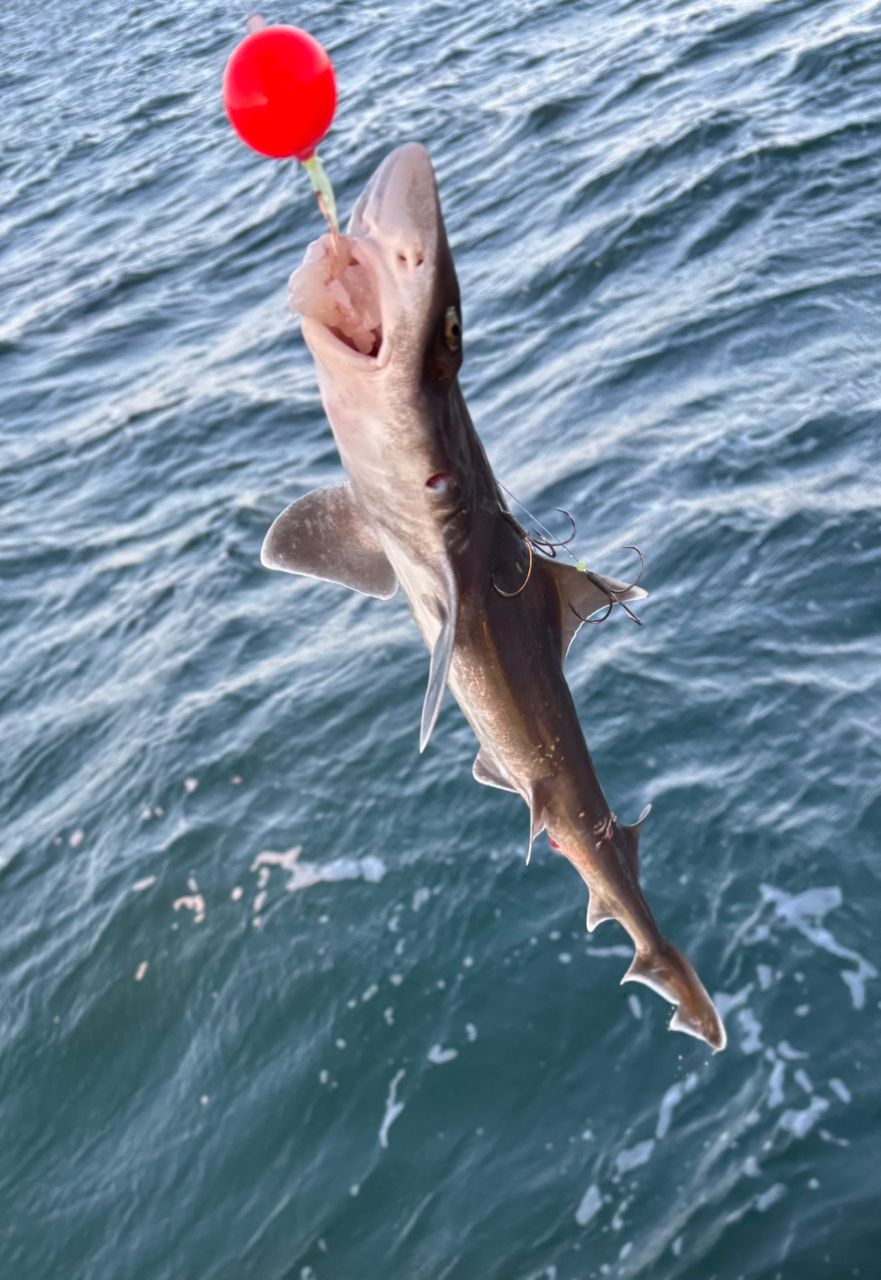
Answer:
491, 537, 535, 598
621, 544, 646, 587
569, 544, 647, 627
528, 508, 577, 555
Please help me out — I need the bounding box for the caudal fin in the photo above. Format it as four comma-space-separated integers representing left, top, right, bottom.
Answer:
622, 941, 727, 1052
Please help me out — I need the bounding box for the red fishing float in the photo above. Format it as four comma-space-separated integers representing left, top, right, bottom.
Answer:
223, 24, 336, 160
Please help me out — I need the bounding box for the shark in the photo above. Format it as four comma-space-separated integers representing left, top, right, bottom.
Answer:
262, 143, 726, 1052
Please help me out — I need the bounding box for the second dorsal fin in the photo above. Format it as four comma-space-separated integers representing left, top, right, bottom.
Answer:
619, 803, 652, 877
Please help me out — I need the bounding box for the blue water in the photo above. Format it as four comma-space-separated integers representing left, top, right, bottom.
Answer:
2, 1, 879, 1276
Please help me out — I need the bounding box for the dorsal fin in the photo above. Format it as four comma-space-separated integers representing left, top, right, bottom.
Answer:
586, 890, 617, 932
537, 559, 648, 657
261, 484, 397, 600
619, 803, 652, 877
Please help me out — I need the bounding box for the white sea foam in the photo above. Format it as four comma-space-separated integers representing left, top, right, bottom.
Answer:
714, 983, 753, 1020
251, 846, 386, 893
759, 884, 877, 1010
615, 1139, 655, 1175
575, 1183, 602, 1227
172, 894, 205, 924
611, 1194, 632, 1230
767, 1059, 786, 1107
793, 1068, 814, 1095
251, 848, 303, 873
829, 1077, 852, 1104
738, 1008, 763, 1054
378, 1069, 406, 1148
780, 1096, 829, 1138
756, 1183, 787, 1212
427, 1044, 458, 1065
656, 1072, 699, 1139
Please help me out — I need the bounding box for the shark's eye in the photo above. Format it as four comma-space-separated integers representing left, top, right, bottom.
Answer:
444, 306, 461, 352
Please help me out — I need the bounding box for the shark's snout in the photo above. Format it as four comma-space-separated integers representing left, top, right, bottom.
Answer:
349, 143, 440, 270
290, 143, 454, 374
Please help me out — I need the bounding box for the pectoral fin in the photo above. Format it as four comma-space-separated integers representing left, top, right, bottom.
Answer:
541, 559, 648, 657
261, 484, 397, 600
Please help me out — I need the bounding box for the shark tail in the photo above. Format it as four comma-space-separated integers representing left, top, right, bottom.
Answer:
622, 940, 727, 1052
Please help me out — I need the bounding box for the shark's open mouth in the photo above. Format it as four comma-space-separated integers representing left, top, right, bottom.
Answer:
289, 233, 383, 360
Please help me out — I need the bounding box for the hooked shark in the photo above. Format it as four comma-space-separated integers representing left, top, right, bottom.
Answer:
262, 143, 726, 1052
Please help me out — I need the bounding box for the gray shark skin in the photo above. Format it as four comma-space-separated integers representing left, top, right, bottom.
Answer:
263, 144, 726, 1052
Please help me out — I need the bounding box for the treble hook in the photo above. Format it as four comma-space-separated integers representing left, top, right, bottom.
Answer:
569, 589, 615, 627
621, 544, 646, 587
569, 544, 647, 627
527, 508, 578, 557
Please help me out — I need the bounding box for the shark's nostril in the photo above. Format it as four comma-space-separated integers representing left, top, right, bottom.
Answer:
396, 248, 426, 268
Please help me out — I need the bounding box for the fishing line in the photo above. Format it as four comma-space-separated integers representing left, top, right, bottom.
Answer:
499, 481, 582, 568
498, 482, 646, 624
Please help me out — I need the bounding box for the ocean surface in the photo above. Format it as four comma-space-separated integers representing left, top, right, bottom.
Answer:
2, 1, 879, 1276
